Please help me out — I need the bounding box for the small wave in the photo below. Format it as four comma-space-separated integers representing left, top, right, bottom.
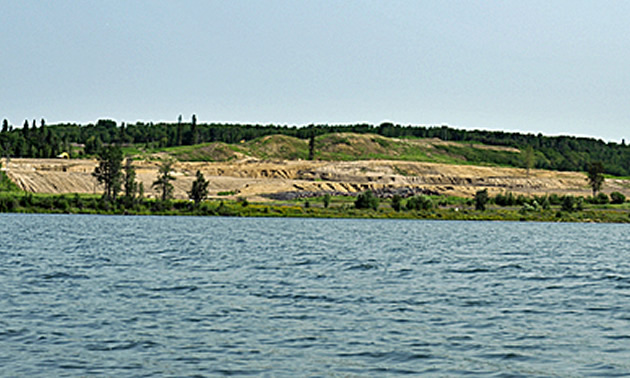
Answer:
148, 285, 198, 292
497, 263, 524, 270
477, 351, 533, 362
345, 263, 379, 271
601, 274, 630, 283
41, 272, 89, 280
605, 335, 630, 340
337, 350, 433, 362
0, 328, 28, 340
86, 340, 159, 351
210, 368, 264, 376
293, 259, 316, 266
446, 267, 491, 274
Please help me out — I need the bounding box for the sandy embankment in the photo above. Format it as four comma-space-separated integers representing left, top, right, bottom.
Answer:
3, 158, 629, 201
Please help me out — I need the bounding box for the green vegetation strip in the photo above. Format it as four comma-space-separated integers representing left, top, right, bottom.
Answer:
1, 192, 628, 223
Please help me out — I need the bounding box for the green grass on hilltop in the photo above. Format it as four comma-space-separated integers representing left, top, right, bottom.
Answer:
146, 133, 526, 168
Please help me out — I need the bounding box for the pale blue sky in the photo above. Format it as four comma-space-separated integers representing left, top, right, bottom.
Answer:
1, 1, 629, 142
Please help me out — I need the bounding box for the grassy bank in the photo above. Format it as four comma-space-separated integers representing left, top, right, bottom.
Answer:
1, 191, 629, 223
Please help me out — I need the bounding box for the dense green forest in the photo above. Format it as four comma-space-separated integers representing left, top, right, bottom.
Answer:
1, 117, 629, 176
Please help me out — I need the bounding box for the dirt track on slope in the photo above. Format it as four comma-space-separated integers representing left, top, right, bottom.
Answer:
4, 158, 629, 201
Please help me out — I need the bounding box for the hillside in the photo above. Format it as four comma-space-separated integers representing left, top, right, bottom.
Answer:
4, 156, 630, 202
162, 133, 522, 166
4, 132, 629, 201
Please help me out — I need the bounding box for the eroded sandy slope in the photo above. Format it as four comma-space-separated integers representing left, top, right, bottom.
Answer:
4, 158, 629, 201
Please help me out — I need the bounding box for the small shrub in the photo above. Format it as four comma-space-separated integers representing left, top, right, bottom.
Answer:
515, 194, 528, 206
576, 197, 584, 211
0, 196, 18, 212
494, 192, 516, 206
54, 196, 69, 212
549, 193, 562, 205
355, 191, 379, 210
561, 195, 576, 212
610, 192, 626, 204
20, 193, 33, 207
323, 194, 331, 208
36, 196, 54, 210
72, 194, 84, 209
594, 192, 609, 204
540, 196, 550, 210
199, 202, 215, 215
406, 195, 433, 211
391, 194, 402, 212
519, 202, 537, 214
217, 191, 236, 196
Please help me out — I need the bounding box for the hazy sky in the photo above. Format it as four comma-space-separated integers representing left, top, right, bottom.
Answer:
1, 1, 629, 142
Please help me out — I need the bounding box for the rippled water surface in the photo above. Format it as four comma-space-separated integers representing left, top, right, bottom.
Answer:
1, 214, 630, 376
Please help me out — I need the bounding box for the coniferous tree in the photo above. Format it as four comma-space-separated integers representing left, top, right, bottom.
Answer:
123, 158, 137, 199
177, 114, 183, 146
191, 114, 198, 145
153, 160, 175, 201
93, 146, 123, 201
188, 170, 209, 204
474, 189, 489, 211
308, 132, 315, 160
22, 120, 29, 139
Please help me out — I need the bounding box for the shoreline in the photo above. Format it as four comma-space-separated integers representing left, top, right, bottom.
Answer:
1, 192, 628, 223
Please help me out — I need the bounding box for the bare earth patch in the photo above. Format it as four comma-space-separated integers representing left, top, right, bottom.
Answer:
5, 157, 629, 201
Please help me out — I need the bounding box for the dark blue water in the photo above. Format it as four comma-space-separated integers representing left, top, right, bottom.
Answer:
1, 214, 629, 376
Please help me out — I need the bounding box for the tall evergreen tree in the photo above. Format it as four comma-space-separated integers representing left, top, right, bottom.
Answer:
93, 146, 124, 200
22, 120, 29, 139
177, 114, 183, 146
152, 160, 175, 201
474, 189, 489, 211
123, 158, 138, 199
308, 132, 315, 160
188, 170, 209, 205
191, 114, 198, 145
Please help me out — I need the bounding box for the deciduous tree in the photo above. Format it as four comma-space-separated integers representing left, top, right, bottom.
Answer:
523, 145, 535, 176
587, 161, 605, 196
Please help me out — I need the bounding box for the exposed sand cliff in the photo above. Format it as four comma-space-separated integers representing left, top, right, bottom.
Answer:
4, 158, 629, 201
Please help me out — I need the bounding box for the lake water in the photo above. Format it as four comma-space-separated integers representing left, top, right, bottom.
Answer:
1, 214, 629, 376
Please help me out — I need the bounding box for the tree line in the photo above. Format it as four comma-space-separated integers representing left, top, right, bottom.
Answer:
1, 117, 629, 176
